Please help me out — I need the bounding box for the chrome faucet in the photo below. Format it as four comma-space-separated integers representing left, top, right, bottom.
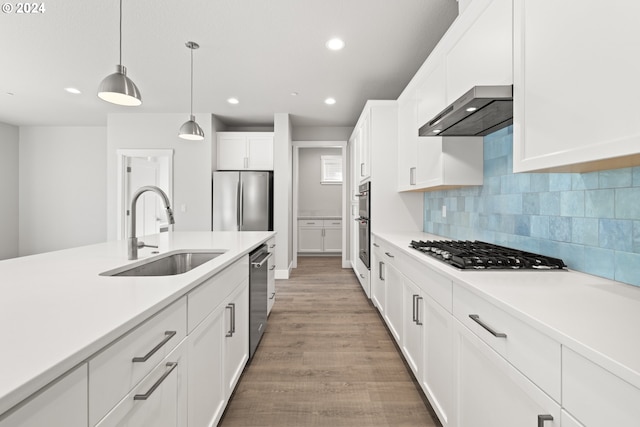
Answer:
128, 186, 175, 260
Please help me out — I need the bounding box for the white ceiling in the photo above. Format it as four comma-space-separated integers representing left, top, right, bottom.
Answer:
0, 0, 458, 128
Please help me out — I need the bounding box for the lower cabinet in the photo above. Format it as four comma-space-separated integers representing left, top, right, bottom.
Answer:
452, 319, 560, 427
96, 341, 187, 427
0, 364, 88, 427
267, 238, 276, 315
370, 243, 386, 315
401, 278, 423, 378
188, 278, 249, 427
298, 219, 342, 253
383, 260, 404, 343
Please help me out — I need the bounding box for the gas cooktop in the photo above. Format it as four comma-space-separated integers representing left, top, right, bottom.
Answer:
409, 240, 567, 270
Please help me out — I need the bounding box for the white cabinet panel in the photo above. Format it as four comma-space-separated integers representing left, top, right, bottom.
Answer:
445, 0, 513, 103
562, 347, 640, 427
0, 365, 87, 427
217, 134, 247, 170
298, 226, 323, 253
453, 320, 560, 427
247, 136, 274, 170
323, 221, 342, 253
217, 132, 274, 171
224, 280, 249, 396
421, 293, 454, 427
371, 242, 386, 315
402, 278, 423, 378
513, 0, 640, 172
384, 260, 403, 343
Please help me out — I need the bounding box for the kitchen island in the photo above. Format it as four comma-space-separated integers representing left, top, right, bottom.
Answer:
0, 231, 275, 424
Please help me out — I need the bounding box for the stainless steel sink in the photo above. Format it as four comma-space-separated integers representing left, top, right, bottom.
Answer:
101, 250, 226, 277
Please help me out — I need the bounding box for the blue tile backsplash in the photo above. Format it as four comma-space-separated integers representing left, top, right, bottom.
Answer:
423, 126, 640, 287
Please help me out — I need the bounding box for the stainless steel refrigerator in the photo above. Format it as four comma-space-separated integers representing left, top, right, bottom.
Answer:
212, 171, 273, 231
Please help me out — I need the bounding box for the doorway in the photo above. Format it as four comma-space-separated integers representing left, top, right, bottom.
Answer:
292, 141, 348, 269
116, 149, 174, 240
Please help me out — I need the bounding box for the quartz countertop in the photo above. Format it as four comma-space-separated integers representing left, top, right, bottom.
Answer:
374, 231, 640, 390
0, 231, 275, 416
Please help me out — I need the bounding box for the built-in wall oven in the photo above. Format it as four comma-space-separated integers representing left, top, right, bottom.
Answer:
356, 182, 370, 268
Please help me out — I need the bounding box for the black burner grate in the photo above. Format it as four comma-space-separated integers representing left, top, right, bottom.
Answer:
409, 240, 567, 270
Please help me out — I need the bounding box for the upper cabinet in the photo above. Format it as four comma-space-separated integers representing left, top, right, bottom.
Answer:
513, 0, 640, 173
397, 0, 512, 192
217, 132, 274, 171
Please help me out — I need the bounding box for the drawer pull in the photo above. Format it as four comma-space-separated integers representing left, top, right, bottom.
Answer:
269, 243, 276, 248
133, 362, 178, 401
270, 265, 276, 271
379, 261, 385, 281
225, 303, 236, 337
132, 331, 177, 363
468, 314, 507, 338
537, 414, 553, 427
269, 292, 276, 300
385, 252, 394, 258
360, 273, 365, 279
373, 243, 380, 247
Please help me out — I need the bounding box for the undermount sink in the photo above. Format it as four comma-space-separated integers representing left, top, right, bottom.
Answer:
101, 250, 226, 277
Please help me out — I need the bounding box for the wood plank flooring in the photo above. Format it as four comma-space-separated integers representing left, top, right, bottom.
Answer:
219, 256, 441, 427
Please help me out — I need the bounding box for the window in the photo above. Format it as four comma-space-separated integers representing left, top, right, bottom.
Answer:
320, 155, 342, 184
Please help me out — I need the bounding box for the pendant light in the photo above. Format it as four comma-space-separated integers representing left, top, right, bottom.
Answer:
178, 41, 204, 140
97, 0, 142, 106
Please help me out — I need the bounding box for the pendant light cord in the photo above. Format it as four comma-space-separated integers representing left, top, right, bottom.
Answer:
118, 0, 122, 65
190, 46, 194, 116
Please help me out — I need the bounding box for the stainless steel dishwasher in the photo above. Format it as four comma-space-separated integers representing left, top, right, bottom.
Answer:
249, 244, 271, 358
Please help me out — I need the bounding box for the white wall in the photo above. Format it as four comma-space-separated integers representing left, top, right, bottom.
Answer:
18, 126, 107, 256
274, 113, 292, 278
292, 126, 352, 141
107, 113, 213, 240
298, 147, 342, 216
0, 122, 19, 259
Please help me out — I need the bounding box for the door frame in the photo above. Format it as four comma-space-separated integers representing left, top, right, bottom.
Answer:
116, 149, 174, 240
292, 141, 348, 269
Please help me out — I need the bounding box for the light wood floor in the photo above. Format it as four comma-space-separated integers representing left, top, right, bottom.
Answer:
219, 256, 441, 427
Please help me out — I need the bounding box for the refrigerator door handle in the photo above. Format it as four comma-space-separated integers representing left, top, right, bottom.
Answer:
239, 180, 244, 230
236, 179, 242, 230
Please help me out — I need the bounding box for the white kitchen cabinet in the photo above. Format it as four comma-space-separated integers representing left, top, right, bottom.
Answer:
217, 132, 274, 171
420, 292, 454, 427
562, 347, 640, 427
89, 297, 187, 426
186, 256, 249, 427
224, 280, 249, 396
96, 341, 187, 427
358, 112, 371, 181
267, 238, 276, 315
0, 365, 87, 427
383, 255, 403, 343
445, 0, 512, 104
370, 241, 386, 315
397, 96, 419, 189
513, 0, 640, 173
298, 219, 342, 253
402, 278, 423, 378
452, 319, 560, 427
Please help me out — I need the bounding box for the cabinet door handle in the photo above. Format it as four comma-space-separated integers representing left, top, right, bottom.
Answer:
269, 243, 276, 248
132, 331, 177, 363
416, 296, 423, 326
373, 243, 380, 247
379, 261, 385, 281
360, 162, 365, 177
360, 273, 365, 279
270, 265, 276, 271
468, 314, 507, 338
269, 292, 276, 300
412, 294, 418, 323
537, 415, 554, 427
225, 303, 235, 337
385, 252, 394, 258
133, 362, 178, 401
410, 167, 416, 185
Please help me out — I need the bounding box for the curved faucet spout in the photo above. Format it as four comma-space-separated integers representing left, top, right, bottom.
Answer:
128, 186, 175, 260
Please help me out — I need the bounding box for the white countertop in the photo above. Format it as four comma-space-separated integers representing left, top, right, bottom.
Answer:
374, 231, 640, 390
0, 231, 275, 416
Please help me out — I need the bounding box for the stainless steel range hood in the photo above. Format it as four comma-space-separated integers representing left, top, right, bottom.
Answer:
419, 85, 513, 137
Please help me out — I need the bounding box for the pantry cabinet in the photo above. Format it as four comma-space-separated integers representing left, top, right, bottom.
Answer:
0, 365, 87, 427
513, 0, 640, 172
298, 219, 342, 253
217, 132, 274, 171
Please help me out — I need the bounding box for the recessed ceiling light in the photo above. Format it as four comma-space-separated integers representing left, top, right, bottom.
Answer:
65, 87, 82, 95
6, 92, 14, 96
227, 98, 239, 104
290, 92, 299, 96
432, 129, 441, 134
326, 38, 345, 51
324, 97, 336, 105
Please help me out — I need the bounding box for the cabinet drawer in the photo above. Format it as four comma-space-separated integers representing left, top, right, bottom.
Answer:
298, 219, 323, 227
89, 297, 187, 426
563, 347, 640, 427
188, 256, 249, 333
323, 219, 342, 227
453, 284, 560, 402
95, 340, 187, 427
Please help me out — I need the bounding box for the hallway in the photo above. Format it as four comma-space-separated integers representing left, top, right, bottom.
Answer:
219, 256, 440, 427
